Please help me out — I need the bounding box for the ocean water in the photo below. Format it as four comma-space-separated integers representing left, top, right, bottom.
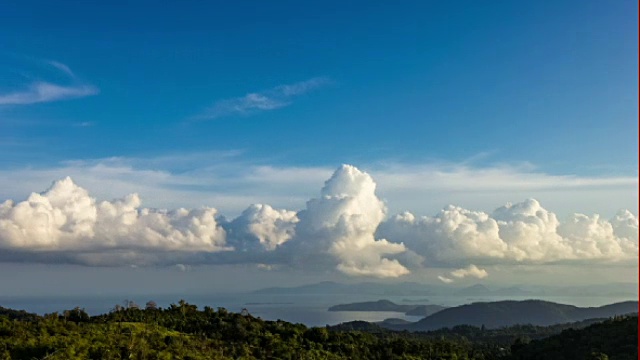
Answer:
0, 293, 634, 327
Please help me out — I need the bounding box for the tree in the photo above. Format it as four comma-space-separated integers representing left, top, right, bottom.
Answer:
63, 307, 90, 323
145, 300, 158, 310
123, 299, 139, 309
510, 336, 531, 354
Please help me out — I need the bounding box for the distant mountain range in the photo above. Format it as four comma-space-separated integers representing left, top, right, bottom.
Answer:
328, 299, 446, 316
381, 300, 638, 331
453, 284, 533, 296
252, 281, 637, 298
253, 281, 437, 296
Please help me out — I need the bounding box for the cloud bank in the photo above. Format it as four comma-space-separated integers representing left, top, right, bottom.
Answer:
196, 77, 331, 120
0, 165, 636, 278
0, 155, 635, 220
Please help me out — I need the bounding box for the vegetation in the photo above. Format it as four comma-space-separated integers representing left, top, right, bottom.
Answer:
332, 317, 612, 345
0, 301, 636, 360
510, 316, 638, 360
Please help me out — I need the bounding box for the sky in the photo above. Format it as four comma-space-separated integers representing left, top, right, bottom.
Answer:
0, 0, 637, 296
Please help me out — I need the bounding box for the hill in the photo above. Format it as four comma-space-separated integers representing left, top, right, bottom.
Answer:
510, 315, 638, 360
402, 300, 637, 331
331, 316, 617, 345
0, 301, 504, 359
405, 304, 448, 316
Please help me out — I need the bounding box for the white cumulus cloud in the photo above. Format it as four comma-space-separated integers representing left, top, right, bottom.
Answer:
377, 198, 638, 265
288, 165, 409, 278
225, 204, 298, 251
0, 177, 230, 265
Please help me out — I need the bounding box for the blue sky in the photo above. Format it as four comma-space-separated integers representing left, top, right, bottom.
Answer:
0, 1, 637, 292
1, 0, 637, 172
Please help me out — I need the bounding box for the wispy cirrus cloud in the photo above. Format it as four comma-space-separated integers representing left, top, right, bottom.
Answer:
0, 61, 98, 105
0, 82, 98, 105
195, 77, 332, 120
72, 121, 96, 128
46, 60, 74, 77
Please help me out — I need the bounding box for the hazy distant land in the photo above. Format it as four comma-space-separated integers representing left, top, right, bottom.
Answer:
253, 281, 638, 298
328, 299, 447, 316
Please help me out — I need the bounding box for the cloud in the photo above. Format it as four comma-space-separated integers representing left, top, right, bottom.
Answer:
438, 276, 454, 284
195, 77, 331, 120
0, 61, 98, 105
225, 204, 298, 251
377, 199, 638, 266
450, 264, 488, 279
273, 78, 332, 96
0, 155, 634, 219
0, 82, 99, 105
174, 264, 191, 272
370, 162, 637, 218
72, 121, 95, 127
0, 177, 230, 266
256, 263, 275, 271
287, 165, 409, 278
46, 60, 74, 77
0, 165, 410, 278
0, 165, 636, 277
0, 157, 332, 218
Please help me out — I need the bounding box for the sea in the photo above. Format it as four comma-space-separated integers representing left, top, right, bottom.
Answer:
0, 293, 635, 327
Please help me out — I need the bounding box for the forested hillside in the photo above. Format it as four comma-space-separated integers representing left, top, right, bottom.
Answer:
0, 302, 505, 360
0, 302, 636, 360
510, 316, 638, 360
